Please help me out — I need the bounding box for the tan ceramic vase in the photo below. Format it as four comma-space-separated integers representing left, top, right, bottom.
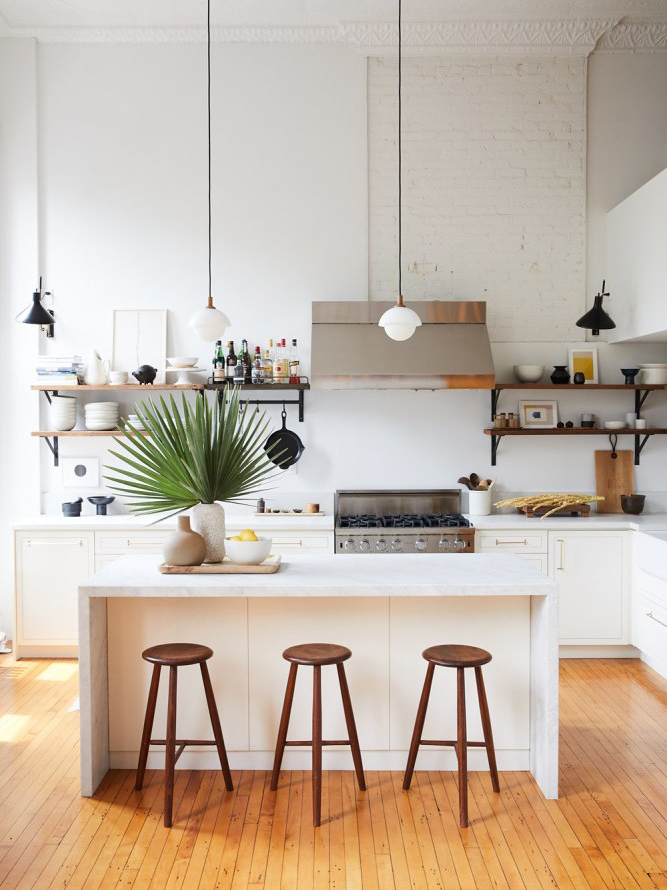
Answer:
163, 515, 207, 567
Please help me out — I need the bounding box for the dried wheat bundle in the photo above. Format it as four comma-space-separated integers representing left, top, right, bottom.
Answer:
493, 494, 604, 519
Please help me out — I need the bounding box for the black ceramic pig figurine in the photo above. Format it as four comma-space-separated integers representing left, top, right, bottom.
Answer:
132, 365, 158, 385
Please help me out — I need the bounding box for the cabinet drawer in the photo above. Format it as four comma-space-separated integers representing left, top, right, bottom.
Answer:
514, 553, 549, 574
636, 568, 667, 610
634, 594, 667, 661
476, 531, 547, 553
95, 555, 119, 572
270, 535, 332, 554
95, 531, 169, 554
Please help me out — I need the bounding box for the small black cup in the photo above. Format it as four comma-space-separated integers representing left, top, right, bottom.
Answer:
620, 494, 645, 515
573, 372, 586, 385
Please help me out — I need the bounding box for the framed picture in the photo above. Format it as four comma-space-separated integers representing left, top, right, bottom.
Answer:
112, 309, 167, 384
61, 457, 100, 488
568, 347, 599, 384
519, 400, 559, 429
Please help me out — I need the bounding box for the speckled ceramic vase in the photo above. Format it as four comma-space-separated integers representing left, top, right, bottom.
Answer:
162, 515, 206, 567
190, 503, 226, 563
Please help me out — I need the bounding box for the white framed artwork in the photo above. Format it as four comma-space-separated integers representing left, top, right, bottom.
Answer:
112, 309, 167, 384
519, 400, 559, 429
61, 457, 100, 488
568, 346, 599, 384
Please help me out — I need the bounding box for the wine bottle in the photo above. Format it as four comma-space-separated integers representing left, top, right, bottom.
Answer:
241, 339, 252, 383
226, 341, 237, 380
213, 341, 225, 381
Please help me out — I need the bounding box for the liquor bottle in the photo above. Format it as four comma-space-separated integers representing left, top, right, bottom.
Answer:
252, 346, 265, 384
241, 339, 252, 383
263, 344, 273, 383
213, 341, 225, 381
289, 338, 300, 383
274, 338, 288, 383
225, 341, 237, 381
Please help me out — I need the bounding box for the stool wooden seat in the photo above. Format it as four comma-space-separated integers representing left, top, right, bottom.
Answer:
135, 643, 233, 828
403, 644, 499, 828
271, 643, 365, 827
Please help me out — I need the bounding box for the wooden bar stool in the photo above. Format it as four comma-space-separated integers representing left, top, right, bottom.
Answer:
270, 643, 366, 827
135, 643, 233, 828
403, 644, 499, 828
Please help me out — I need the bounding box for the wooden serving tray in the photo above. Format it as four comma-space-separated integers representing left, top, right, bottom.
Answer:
159, 555, 282, 574
517, 503, 591, 518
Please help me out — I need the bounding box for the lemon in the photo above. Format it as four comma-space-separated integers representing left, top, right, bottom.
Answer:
230, 535, 243, 541
240, 530, 258, 542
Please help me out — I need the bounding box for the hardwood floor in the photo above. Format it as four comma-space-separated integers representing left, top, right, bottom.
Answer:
1, 654, 667, 890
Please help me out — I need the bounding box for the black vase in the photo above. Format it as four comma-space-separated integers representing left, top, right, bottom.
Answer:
550, 365, 570, 384
573, 372, 586, 385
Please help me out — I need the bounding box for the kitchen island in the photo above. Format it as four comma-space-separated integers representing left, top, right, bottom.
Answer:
79, 553, 558, 799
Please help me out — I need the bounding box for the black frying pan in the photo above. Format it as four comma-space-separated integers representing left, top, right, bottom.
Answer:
264, 409, 305, 468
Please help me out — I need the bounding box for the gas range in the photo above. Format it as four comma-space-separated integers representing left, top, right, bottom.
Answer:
335, 490, 474, 554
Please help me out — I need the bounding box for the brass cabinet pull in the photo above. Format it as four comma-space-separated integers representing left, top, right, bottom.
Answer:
494, 538, 528, 546
647, 611, 667, 629
557, 539, 564, 571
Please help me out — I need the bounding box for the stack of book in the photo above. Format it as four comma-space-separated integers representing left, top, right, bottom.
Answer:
35, 356, 84, 386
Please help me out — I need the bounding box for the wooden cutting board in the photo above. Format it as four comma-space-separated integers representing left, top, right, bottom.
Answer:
595, 450, 634, 513
159, 554, 281, 574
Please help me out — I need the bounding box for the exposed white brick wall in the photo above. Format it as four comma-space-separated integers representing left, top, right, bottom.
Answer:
368, 56, 587, 341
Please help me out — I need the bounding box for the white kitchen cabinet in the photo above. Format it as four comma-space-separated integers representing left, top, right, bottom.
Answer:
548, 531, 631, 645
269, 532, 333, 555
14, 532, 95, 656
475, 532, 548, 574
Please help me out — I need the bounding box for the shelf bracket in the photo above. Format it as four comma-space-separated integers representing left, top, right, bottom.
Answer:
491, 388, 500, 423
490, 434, 500, 466
635, 389, 651, 417
635, 433, 651, 465
216, 388, 305, 421
44, 435, 59, 467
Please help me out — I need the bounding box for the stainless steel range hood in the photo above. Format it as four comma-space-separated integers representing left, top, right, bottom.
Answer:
311, 301, 495, 390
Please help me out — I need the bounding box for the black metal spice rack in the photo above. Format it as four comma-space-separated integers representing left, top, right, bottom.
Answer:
31, 380, 310, 466
487, 383, 667, 466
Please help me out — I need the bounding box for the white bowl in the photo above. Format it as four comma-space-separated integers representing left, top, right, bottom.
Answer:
224, 537, 272, 566
604, 421, 626, 430
513, 364, 545, 384
86, 401, 119, 409
639, 366, 667, 384
85, 422, 119, 430
167, 356, 198, 368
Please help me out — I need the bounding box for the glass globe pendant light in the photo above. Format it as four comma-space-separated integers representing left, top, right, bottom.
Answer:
378, 0, 421, 343
188, 0, 231, 342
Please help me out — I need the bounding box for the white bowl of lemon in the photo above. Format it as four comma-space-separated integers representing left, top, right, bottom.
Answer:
225, 529, 272, 565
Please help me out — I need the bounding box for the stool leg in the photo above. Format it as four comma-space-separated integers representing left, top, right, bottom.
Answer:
135, 663, 161, 791
403, 662, 435, 790
336, 663, 366, 792
312, 665, 322, 827
475, 666, 500, 793
200, 662, 233, 792
164, 665, 178, 828
456, 666, 468, 828
270, 663, 298, 791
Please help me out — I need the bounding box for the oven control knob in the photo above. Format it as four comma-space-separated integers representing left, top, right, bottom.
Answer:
391, 538, 403, 552
439, 538, 452, 552
359, 538, 371, 552
343, 537, 356, 552
415, 538, 427, 552
453, 538, 466, 552
376, 539, 388, 552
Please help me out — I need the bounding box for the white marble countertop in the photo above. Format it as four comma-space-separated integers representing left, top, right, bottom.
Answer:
80, 552, 556, 598
465, 512, 667, 531
14, 512, 333, 531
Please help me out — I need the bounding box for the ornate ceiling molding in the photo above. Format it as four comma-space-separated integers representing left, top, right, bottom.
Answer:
5, 18, 667, 54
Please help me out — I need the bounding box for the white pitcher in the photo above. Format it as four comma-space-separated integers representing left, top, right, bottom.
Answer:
84, 349, 110, 385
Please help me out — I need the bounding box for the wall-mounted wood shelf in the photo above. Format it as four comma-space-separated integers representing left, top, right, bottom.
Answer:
489, 383, 667, 466
31, 429, 150, 467
31, 384, 203, 391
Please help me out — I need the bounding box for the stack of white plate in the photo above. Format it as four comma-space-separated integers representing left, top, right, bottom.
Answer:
85, 401, 119, 431
49, 395, 77, 431
125, 413, 145, 430
640, 364, 667, 385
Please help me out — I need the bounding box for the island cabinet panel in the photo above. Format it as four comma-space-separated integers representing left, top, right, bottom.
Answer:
548, 531, 631, 645
106, 598, 249, 764
247, 598, 390, 761
14, 532, 94, 655
389, 598, 531, 769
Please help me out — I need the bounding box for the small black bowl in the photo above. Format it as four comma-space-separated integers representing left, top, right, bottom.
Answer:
621, 368, 640, 384
620, 494, 645, 515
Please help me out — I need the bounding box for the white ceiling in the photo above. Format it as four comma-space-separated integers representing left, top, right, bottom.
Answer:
1, 0, 667, 29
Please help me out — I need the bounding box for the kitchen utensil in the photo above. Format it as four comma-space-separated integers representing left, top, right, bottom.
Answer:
457, 476, 473, 490
132, 364, 158, 384
469, 472, 480, 489
87, 496, 115, 516
476, 479, 490, 490
224, 536, 272, 565
468, 489, 492, 516
620, 368, 639, 384
513, 364, 544, 383
620, 494, 645, 515
62, 497, 83, 517
167, 357, 198, 368
595, 450, 634, 513
264, 409, 305, 468
108, 371, 128, 384
550, 365, 570, 384
83, 349, 110, 385
604, 421, 626, 430
159, 554, 281, 574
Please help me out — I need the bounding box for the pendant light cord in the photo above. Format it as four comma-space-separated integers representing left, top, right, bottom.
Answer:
207, 0, 213, 308
397, 0, 403, 304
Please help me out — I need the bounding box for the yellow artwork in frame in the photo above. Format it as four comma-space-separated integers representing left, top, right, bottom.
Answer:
568, 347, 599, 384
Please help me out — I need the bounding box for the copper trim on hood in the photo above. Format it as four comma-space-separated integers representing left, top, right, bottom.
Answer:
311, 301, 495, 390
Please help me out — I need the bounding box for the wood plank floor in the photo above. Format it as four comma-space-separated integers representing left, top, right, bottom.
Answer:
1, 655, 667, 890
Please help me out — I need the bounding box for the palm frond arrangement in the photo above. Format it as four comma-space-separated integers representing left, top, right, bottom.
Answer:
104, 388, 281, 517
